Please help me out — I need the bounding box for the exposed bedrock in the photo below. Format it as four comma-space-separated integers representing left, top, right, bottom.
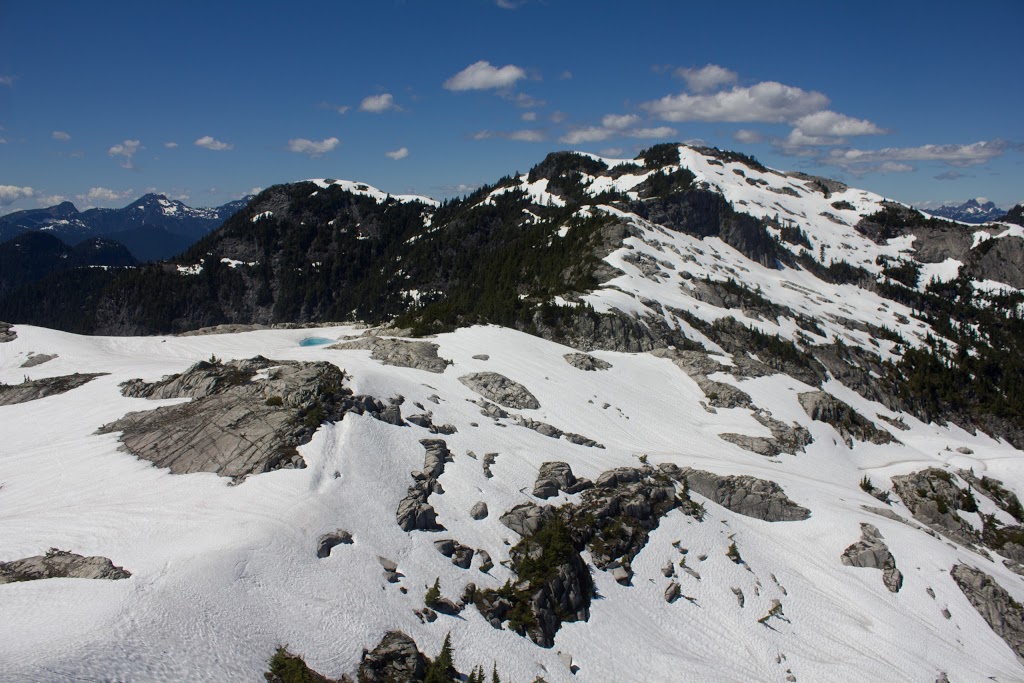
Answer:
329, 336, 451, 374
0, 372, 107, 406
951, 564, 1024, 659
563, 352, 612, 371
798, 390, 895, 447
396, 439, 452, 532
458, 372, 540, 410
99, 357, 371, 480
841, 523, 903, 592
0, 549, 131, 584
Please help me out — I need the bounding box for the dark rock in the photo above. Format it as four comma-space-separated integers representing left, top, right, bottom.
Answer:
891, 469, 978, 545
0, 321, 15, 342
665, 464, 811, 521
533, 462, 593, 499
356, 631, 426, 683
0, 549, 131, 584
470, 501, 489, 520
499, 502, 554, 537
459, 372, 540, 410
20, 353, 57, 368
719, 411, 812, 457
396, 439, 451, 532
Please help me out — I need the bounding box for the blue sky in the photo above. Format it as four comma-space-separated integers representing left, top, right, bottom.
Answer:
1, 0, 1021, 213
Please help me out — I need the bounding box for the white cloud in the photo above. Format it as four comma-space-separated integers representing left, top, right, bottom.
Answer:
336, 105, 351, 115
0, 185, 34, 207
644, 81, 829, 123
827, 140, 1009, 169
521, 111, 538, 122
793, 111, 885, 138
674, 64, 738, 92
51, 130, 71, 141
560, 127, 614, 144
626, 126, 676, 139
550, 111, 568, 124
108, 139, 142, 168
385, 147, 409, 160
164, 141, 179, 149
0, 137, 6, 144
472, 129, 545, 142
35, 194, 67, 206
287, 137, 340, 157
0, 75, 14, 87
558, 70, 573, 81
78, 187, 133, 204
601, 114, 640, 130
444, 61, 526, 91
503, 92, 544, 108
194, 135, 232, 151
733, 129, 763, 144
359, 93, 398, 113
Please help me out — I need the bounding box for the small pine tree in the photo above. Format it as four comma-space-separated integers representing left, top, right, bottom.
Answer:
425, 577, 441, 608
424, 633, 455, 683
492, 662, 501, 683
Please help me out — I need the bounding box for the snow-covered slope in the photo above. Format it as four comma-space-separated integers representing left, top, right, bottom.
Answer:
2, 321, 1024, 682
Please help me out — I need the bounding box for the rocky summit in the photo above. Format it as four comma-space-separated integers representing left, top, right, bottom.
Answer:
2, 144, 1024, 682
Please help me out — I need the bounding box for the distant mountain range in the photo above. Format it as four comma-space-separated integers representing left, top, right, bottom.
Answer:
922, 198, 1007, 224
0, 193, 252, 261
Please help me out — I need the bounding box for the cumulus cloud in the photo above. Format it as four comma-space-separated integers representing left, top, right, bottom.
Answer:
674, 64, 738, 92
643, 81, 829, 123
472, 129, 545, 142
602, 114, 640, 129
521, 111, 538, 121
0, 185, 34, 207
827, 140, 1009, 169
559, 70, 573, 80
51, 130, 71, 141
385, 147, 409, 160
78, 187, 133, 204
108, 139, 142, 168
560, 127, 614, 144
626, 126, 677, 139
287, 137, 340, 157
195, 136, 232, 151
444, 61, 526, 91
35, 194, 67, 206
359, 93, 398, 113
164, 141, 179, 149
559, 115, 676, 145
502, 91, 544, 108
793, 111, 885, 138
0, 75, 14, 87
733, 129, 763, 144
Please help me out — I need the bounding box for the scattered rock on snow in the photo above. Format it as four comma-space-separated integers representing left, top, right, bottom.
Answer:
0, 549, 131, 584
329, 336, 451, 373
470, 501, 489, 520
563, 352, 612, 371
841, 523, 903, 592
719, 410, 812, 457
458, 372, 540, 410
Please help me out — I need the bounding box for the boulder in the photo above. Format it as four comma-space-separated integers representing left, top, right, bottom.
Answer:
470, 501, 489, 520
0, 321, 15, 342
458, 372, 540, 410
499, 502, 554, 537
356, 631, 426, 683
667, 465, 811, 521
316, 530, 353, 558
533, 462, 593, 499
841, 523, 903, 592
20, 353, 57, 368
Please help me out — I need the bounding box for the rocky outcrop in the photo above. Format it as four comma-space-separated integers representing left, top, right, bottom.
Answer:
20, 352, 57, 368
458, 372, 540, 410
719, 411, 812, 457
356, 631, 426, 683
841, 523, 903, 592
0, 549, 131, 584
316, 530, 353, 558
798, 391, 895, 447
532, 462, 593, 499
396, 439, 451, 532
563, 352, 612, 371
0, 372, 107, 406
664, 464, 811, 521
329, 336, 450, 374
891, 469, 978, 545
500, 502, 554, 537
950, 564, 1024, 659
99, 357, 357, 480
0, 321, 15, 342
404, 412, 456, 434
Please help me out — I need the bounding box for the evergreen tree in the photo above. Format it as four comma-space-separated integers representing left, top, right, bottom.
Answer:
425, 577, 441, 608
424, 633, 455, 683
